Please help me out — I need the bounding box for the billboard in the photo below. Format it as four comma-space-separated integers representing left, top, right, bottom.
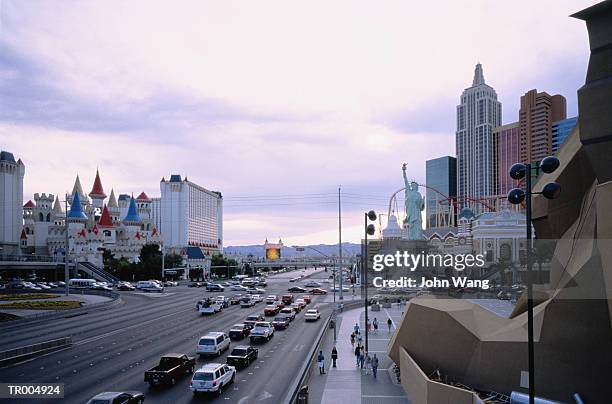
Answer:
266, 247, 281, 260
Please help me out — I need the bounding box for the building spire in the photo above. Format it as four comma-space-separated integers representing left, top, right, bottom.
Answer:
53, 195, 63, 215
89, 168, 107, 199
472, 62, 485, 86
108, 189, 118, 209
72, 174, 86, 199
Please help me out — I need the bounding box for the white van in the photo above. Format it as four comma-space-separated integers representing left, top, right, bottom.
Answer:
196, 332, 230, 357
68, 279, 96, 289
190, 363, 236, 396
136, 280, 164, 293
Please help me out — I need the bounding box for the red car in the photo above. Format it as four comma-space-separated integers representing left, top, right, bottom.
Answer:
303, 295, 312, 304
282, 294, 294, 304
264, 305, 279, 316
275, 302, 285, 310
310, 288, 327, 295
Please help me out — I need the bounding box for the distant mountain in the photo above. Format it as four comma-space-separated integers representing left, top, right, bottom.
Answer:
223, 243, 362, 258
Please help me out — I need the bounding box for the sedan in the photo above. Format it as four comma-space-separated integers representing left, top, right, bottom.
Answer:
279, 308, 296, 321
272, 315, 291, 330
117, 283, 136, 291
264, 305, 279, 316
206, 284, 224, 292
231, 285, 249, 292
226, 345, 258, 369
310, 288, 327, 295
304, 281, 321, 288
229, 323, 252, 340
188, 282, 202, 288
229, 294, 243, 305
304, 309, 321, 321
287, 286, 306, 293
86, 391, 144, 404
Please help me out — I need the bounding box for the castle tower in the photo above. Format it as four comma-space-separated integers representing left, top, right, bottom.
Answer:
122, 194, 142, 230
88, 169, 107, 214
135, 192, 152, 230
33, 193, 55, 254
0, 150, 25, 255
52, 195, 64, 226
107, 189, 120, 223
71, 174, 89, 206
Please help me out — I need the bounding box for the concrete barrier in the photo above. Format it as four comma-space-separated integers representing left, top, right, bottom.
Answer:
0, 337, 72, 367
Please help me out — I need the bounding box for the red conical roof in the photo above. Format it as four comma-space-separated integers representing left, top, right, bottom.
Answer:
20, 228, 27, 240
23, 200, 34, 208
98, 205, 114, 228
89, 169, 107, 198
136, 192, 150, 201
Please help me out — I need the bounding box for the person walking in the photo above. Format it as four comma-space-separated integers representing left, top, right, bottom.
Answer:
354, 323, 360, 334
317, 350, 325, 374
372, 354, 379, 379
387, 317, 393, 333
359, 346, 365, 369
357, 332, 363, 346
354, 344, 361, 366
364, 352, 371, 375
350, 332, 355, 347
331, 346, 338, 368
367, 319, 372, 334
373, 318, 379, 334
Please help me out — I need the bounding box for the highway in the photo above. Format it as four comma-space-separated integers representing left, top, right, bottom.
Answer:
0, 268, 333, 403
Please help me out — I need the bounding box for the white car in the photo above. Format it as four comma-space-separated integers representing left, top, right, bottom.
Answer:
265, 295, 278, 304
196, 332, 230, 357
251, 294, 263, 303
249, 322, 275, 342
304, 309, 321, 321
304, 281, 321, 288
240, 297, 256, 308
136, 281, 164, 293
231, 285, 249, 292
191, 363, 235, 395
331, 286, 350, 292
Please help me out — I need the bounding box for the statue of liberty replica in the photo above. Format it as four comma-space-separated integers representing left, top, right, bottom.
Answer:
402, 163, 425, 240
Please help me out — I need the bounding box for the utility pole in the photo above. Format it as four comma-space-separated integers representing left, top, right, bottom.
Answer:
64, 196, 69, 296
338, 186, 343, 303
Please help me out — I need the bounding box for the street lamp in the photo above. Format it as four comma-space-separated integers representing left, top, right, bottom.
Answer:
363, 210, 376, 352
507, 155, 560, 404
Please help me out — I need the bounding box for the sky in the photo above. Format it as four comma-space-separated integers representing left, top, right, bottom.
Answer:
0, 0, 595, 246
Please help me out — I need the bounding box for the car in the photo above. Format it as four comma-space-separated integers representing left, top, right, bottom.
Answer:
275, 301, 285, 310
231, 284, 249, 292
36, 282, 52, 289
188, 282, 200, 287
256, 280, 267, 287
196, 332, 230, 357
86, 391, 145, 404
288, 286, 306, 293
251, 294, 263, 303
47, 282, 59, 288
215, 296, 230, 308
281, 294, 294, 304
136, 280, 164, 293
191, 363, 235, 396
295, 299, 306, 309
117, 282, 136, 291
92, 282, 113, 291
264, 305, 279, 316
331, 286, 350, 292
304, 281, 321, 288
163, 281, 179, 287
289, 303, 302, 313
249, 321, 274, 342
310, 288, 327, 295
226, 345, 258, 369
246, 287, 266, 295
304, 309, 321, 321
272, 315, 291, 330
303, 295, 312, 304
265, 295, 278, 304
206, 283, 225, 292
229, 294, 243, 305
144, 353, 195, 386
289, 277, 301, 283
244, 314, 265, 327
240, 296, 256, 308
279, 307, 296, 321
228, 323, 252, 340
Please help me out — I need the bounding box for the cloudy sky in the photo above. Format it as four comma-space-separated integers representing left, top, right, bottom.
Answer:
0, 0, 594, 245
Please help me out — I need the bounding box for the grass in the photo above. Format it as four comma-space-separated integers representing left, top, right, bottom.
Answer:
0, 294, 61, 301
0, 301, 83, 310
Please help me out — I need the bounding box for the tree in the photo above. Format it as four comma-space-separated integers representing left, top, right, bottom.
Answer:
210, 254, 239, 278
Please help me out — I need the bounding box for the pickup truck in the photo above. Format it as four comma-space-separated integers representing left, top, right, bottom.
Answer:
144, 353, 195, 386
226, 345, 258, 369
249, 321, 274, 342
198, 299, 222, 315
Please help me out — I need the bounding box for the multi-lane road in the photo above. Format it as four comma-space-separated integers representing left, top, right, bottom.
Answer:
0, 269, 332, 403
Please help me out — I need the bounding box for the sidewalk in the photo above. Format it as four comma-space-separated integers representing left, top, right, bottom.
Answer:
308, 305, 409, 403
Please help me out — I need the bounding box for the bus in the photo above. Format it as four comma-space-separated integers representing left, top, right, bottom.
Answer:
68, 278, 96, 289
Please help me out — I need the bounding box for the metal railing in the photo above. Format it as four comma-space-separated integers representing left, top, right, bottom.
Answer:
0, 254, 58, 262
0, 337, 72, 366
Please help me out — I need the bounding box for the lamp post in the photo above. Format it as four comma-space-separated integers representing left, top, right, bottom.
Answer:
363, 210, 376, 352
507, 155, 560, 404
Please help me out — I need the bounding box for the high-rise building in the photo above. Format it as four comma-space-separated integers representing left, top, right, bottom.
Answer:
519, 89, 566, 163
456, 63, 502, 211
0, 150, 25, 255
156, 175, 223, 254
494, 122, 520, 196
552, 116, 578, 152
425, 156, 456, 228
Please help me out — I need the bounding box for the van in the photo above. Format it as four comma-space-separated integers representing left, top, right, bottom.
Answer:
136, 281, 164, 293
196, 332, 230, 357
69, 279, 96, 289
190, 363, 236, 396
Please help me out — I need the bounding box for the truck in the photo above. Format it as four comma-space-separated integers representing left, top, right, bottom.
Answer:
198, 298, 222, 315
144, 353, 195, 386
249, 321, 275, 342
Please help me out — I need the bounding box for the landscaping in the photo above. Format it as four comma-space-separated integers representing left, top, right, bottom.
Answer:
0, 301, 82, 310
0, 294, 61, 301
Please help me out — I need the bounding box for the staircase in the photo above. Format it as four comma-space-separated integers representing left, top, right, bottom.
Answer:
77, 261, 119, 283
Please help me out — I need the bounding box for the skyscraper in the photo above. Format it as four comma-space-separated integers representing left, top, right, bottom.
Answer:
552, 116, 578, 152
425, 156, 456, 228
0, 150, 25, 255
519, 89, 566, 163
456, 63, 502, 211
494, 122, 520, 196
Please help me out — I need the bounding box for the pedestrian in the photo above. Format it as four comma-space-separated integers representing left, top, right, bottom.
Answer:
387, 317, 393, 333
372, 354, 379, 379
364, 352, 371, 375
359, 346, 365, 369
317, 350, 325, 374
331, 346, 338, 368
357, 332, 363, 346
350, 332, 355, 347
367, 319, 372, 334
354, 323, 360, 334
354, 344, 361, 366
373, 318, 379, 334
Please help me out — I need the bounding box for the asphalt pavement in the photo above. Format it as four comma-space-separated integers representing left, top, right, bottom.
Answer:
0, 268, 332, 403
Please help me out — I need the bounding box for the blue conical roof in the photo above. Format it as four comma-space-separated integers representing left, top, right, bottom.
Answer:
123, 195, 141, 223
67, 192, 87, 220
